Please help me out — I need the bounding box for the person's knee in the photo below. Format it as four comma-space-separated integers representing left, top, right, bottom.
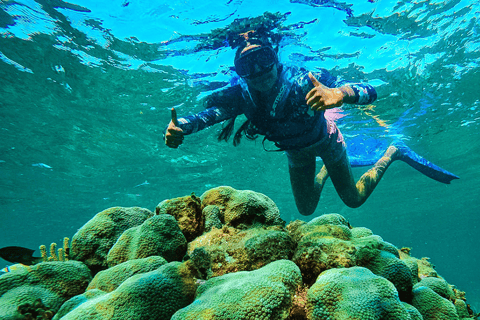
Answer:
296, 202, 316, 216
340, 194, 364, 209
344, 200, 362, 209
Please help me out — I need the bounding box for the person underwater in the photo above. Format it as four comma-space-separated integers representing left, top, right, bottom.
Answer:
164, 35, 459, 216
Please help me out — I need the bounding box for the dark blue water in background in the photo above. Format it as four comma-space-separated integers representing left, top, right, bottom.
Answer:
1, 0, 479, 311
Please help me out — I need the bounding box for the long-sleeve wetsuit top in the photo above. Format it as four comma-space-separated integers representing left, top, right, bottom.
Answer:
174, 65, 377, 150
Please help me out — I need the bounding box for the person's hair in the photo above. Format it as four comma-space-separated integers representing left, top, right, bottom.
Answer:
204, 86, 257, 147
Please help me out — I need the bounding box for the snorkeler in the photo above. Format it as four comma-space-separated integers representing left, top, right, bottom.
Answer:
164, 35, 458, 216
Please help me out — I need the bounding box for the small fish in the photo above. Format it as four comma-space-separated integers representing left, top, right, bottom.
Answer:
1, 263, 30, 273
134, 180, 149, 188
32, 163, 53, 169
0, 246, 43, 265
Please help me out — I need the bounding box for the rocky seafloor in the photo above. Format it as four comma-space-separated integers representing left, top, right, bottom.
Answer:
0, 185, 478, 320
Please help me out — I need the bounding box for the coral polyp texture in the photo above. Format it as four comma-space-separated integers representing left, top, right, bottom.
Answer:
0, 186, 477, 320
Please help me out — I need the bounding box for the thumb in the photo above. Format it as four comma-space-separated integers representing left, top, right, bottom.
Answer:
308, 72, 325, 88
171, 108, 179, 126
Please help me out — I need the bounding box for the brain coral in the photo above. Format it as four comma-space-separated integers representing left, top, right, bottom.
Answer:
288, 214, 356, 285
87, 256, 167, 292
188, 225, 295, 277
70, 206, 153, 272
106, 214, 187, 267
289, 213, 416, 301
306, 266, 413, 320
411, 285, 459, 319
413, 276, 455, 300
0, 261, 92, 319
356, 247, 414, 302
156, 192, 203, 241
171, 259, 302, 320
53, 261, 197, 320
200, 186, 285, 229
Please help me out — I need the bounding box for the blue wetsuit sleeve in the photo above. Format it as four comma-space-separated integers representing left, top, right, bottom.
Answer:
308, 68, 377, 105
175, 106, 239, 135
166, 85, 244, 136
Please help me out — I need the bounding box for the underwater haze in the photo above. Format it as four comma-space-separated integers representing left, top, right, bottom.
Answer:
1, 0, 479, 312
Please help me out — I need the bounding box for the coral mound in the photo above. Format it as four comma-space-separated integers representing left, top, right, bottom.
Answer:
70, 206, 153, 272
0, 261, 92, 320
307, 266, 415, 319
106, 214, 187, 267
1, 186, 477, 320
52, 261, 197, 320
171, 259, 302, 320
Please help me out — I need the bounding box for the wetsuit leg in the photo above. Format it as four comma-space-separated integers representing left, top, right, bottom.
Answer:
323, 145, 398, 208
288, 158, 322, 216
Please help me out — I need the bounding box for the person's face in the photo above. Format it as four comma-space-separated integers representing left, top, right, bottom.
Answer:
235, 45, 279, 92
245, 62, 278, 92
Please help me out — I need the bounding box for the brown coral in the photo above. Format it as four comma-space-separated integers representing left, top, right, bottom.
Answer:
155, 193, 203, 242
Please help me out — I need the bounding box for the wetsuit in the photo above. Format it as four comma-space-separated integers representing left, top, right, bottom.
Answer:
173, 65, 377, 166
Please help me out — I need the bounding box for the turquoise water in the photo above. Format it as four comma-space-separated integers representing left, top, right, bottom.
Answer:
1, 0, 479, 312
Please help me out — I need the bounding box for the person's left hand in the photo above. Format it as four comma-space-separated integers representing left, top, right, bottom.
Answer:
306, 72, 344, 111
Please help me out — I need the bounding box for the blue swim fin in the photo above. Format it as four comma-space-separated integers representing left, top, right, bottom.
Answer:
393, 141, 459, 184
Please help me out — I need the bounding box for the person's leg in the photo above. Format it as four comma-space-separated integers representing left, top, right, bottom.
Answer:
289, 161, 321, 216
287, 143, 329, 216
324, 145, 399, 208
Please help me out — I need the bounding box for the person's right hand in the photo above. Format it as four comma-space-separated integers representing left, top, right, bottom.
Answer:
165, 108, 184, 148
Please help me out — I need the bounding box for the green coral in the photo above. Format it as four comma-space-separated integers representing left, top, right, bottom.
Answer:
70, 206, 153, 272
171, 259, 302, 320
15, 298, 55, 319
200, 186, 285, 229
402, 301, 424, 320
53, 261, 197, 320
306, 267, 413, 320
203, 205, 223, 232
289, 216, 356, 285
0, 261, 92, 320
106, 215, 187, 267
2, 188, 478, 320
413, 276, 455, 300
357, 248, 414, 302
188, 225, 295, 277
351, 226, 373, 238
188, 247, 212, 279
411, 286, 459, 319
87, 256, 167, 292
290, 213, 416, 302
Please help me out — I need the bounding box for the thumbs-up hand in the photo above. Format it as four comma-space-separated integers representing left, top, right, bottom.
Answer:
306, 72, 345, 111
165, 108, 184, 148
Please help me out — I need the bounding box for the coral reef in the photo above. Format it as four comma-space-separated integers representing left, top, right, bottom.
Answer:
1, 186, 477, 320
200, 186, 285, 229
156, 193, 203, 242
70, 206, 153, 272
52, 261, 197, 320
87, 256, 167, 292
288, 212, 416, 303
0, 261, 92, 320
106, 214, 187, 267
306, 267, 414, 319
188, 225, 295, 277
171, 259, 302, 320
16, 298, 55, 320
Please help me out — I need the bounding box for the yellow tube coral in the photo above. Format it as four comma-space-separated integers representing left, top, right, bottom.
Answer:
39, 245, 48, 262
58, 248, 64, 262
63, 237, 70, 261
50, 243, 58, 261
